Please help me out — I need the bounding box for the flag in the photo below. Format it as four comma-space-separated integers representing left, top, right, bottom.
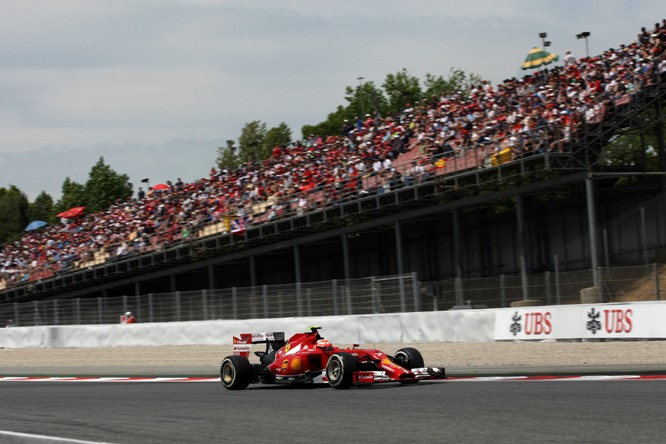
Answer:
230, 218, 246, 235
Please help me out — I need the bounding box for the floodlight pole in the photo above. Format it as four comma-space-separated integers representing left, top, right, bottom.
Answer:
539, 32, 551, 49
357, 76, 365, 117
577, 32, 591, 58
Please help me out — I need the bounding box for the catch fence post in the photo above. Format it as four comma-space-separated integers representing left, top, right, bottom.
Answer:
554, 254, 561, 305
98, 297, 103, 324
202, 289, 209, 320
232, 287, 238, 320
296, 282, 303, 317
500, 274, 506, 308
262, 285, 269, 319
411, 272, 420, 312
148, 293, 154, 323
75, 298, 81, 325
175, 291, 181, 322
654, 263, 661, 301
332, 279, 339, 316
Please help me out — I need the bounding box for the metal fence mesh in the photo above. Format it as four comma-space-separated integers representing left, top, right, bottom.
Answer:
0, 266, 662, 327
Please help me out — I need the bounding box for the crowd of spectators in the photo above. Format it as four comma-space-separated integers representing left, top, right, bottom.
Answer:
2, 20, 665, 291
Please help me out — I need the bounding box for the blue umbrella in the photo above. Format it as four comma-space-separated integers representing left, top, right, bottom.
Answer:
25, 220, 48, 231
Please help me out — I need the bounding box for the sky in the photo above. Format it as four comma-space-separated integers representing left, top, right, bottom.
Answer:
1, 0, 663, 201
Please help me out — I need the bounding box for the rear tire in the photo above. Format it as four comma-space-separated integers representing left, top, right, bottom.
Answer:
326, 353, 356, 389
220, 355, 254, 390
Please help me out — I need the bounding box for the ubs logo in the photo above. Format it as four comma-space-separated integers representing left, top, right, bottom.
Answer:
587, 308, 633, 334
509, 311, 552, 336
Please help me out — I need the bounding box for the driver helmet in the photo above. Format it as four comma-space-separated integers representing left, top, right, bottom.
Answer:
316, 339, 333, 351
125, 311, 133, 317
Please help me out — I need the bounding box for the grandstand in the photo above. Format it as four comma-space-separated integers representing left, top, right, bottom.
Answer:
1, 20, 666, 321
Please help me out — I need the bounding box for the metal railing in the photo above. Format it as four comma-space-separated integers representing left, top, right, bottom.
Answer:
1, 264, 662, 327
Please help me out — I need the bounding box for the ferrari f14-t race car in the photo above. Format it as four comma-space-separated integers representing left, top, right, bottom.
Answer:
220, 326, 446, 390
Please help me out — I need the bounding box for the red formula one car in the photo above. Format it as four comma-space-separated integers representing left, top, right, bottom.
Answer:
220, 326, 446, 390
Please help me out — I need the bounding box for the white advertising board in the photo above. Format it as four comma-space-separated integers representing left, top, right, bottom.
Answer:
494, 302, 666, 340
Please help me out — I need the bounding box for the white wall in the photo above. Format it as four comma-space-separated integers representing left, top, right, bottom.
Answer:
1, 301, 665, 349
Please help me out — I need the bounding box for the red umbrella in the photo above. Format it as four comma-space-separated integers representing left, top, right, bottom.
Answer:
152, 183, 170, 191
56, 206, 86, 218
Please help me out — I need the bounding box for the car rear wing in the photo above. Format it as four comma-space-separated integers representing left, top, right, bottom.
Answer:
233, 332, 285, 357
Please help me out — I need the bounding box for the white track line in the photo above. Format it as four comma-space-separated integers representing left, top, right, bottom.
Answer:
1, 375, 664, 383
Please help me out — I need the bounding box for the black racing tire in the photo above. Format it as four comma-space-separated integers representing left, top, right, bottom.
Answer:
220, 355, 254, 390
326, 352, 357, 389
394, 347, 425, 369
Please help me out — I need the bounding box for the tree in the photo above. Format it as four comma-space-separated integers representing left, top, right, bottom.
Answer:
302, 105, 349, 140
0, 185, 29, 243
55, 178, 86, 216
27, 192, 54, 225
238, 121, 268, 164
382, 68, 422, 115
345, 80, 388, 119
82, 157, 133, 212
423, 67, 483, 101
217, 139, 241, 171
297, 68, 484, 140
264, 122, 292, 154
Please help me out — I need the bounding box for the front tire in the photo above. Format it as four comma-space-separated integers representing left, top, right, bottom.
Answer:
326, 353, 356, 389
220, 355, 254, 390
394, 347, 424, 385
394, 347, 424, 369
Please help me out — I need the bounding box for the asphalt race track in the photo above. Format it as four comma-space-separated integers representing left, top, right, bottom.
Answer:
1, 379, 664, 444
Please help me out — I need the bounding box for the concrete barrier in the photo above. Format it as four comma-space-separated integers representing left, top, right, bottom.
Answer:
510, 299, 542, 307
0, 310, 497, 349
3, 301, 666, 349
580, 286, 602, 304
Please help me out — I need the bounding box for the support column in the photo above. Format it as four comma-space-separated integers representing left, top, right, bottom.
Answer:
394, 221, 406, 311
293, 245, 301, 284
341, 234, 352, 315
395, 221, 404, 276
249, 255, 257, 288
294, 245, 302, 316
208, 265, 216, 289
586, 175, 600, 287
341, 234, 351, 283
516, 194, 529, 300
452, 208, 464, 306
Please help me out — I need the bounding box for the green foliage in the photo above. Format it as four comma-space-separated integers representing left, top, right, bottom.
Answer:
55, 178, 85, 216
423, 68, 483, 100
83, 157, 133, 212
55, 158, 132, 215
0, 185, 29, 243
302, 105, 349, 139
300, 67, 482, 140
238, 120, 269, 164
264, 122, 292, 152
382, 68, 422, 115
345, 80, 389, 120
217, 139, 241, 171
598, 105, 662, 188
28, 192, 54, 225
232, 121, 292, 165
